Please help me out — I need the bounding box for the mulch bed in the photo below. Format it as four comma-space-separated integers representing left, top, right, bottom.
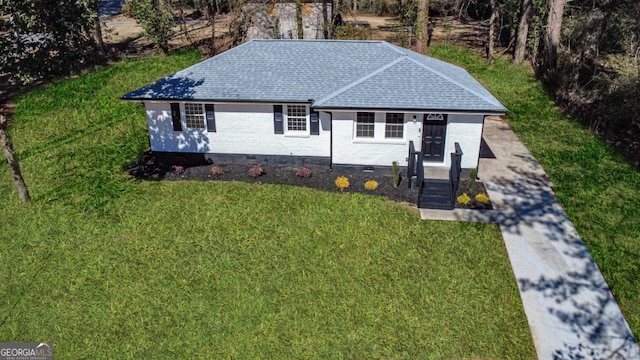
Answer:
129, 156, 492, 209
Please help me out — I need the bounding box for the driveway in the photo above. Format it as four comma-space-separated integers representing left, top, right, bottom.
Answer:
421, 117, 640, 359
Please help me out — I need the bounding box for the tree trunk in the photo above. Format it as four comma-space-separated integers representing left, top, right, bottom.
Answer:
0, 113, 31, 203
546, 0, 567, 68
93, 1, 106, 56
513, 0, 532, 63
322, 0, 329, 39
488, 0, 497, 63
94, 17, 106, 56
211, 12, 216, 55
416, 0, 429, 53
296, 0, 303, 39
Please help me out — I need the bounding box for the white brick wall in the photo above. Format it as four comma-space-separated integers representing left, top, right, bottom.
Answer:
145, 102, 330, 157
332, 111, 422, 167
144, 102, 484, 168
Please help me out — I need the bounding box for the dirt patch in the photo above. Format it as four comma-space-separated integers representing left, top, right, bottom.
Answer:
102, 13, 231, 55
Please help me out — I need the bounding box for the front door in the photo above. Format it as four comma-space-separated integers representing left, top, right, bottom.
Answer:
423, 114, 447, 162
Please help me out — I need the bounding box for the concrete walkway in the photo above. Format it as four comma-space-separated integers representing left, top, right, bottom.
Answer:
420, 118, 640, 359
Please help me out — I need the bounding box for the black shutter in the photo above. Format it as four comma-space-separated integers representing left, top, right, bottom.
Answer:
310, 111, 320, 135
205, 104, 216, 132
170, 103, 182, 131
273, 105, 283, 134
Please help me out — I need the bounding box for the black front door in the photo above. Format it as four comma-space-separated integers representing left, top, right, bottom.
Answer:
423, 115, 447, 162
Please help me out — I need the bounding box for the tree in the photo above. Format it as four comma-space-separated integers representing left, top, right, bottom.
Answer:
0, 0, 99, 84
129, 0, 175, 54
545, 0, 567, 68
513, 0, 532, 63
0, 111, 31, 203
416, 0, 430, 52
487, 0, 498, 62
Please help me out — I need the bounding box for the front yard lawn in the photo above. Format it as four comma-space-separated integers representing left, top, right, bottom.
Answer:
432, 46, 640, 338
0, 51, 534, 358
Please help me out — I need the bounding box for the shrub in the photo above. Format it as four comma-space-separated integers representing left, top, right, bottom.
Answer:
456, 193, 471, 205
475, 192, 490, 204
335, 176, 350, 191
248, 165, 264, 178
171, 165, 185, 175
364, 180, 379, 191
295, 167, 312, 178
210, 166, 224, 176
392, 161, 401, 188
468, 168, 478, 191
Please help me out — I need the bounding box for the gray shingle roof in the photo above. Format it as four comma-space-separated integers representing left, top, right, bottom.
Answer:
122, 39, 506, 113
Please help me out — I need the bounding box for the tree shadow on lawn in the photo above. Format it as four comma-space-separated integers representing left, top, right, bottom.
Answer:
457, 160, 639, 359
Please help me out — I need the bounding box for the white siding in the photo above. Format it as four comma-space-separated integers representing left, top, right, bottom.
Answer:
144, 102, 330, 157
332, 111, 422, 167
277, 3, 298, 38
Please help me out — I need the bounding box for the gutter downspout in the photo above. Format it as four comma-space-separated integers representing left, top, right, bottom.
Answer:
329, 111, 333, 171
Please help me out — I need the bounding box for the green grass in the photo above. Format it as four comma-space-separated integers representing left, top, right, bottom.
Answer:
0, 51, 534, 358
432, 45, 640, 337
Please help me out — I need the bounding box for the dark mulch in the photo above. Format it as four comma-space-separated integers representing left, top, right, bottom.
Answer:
455, 169, 493, 210
128, 154, 492, 209
164, 163, 418, 205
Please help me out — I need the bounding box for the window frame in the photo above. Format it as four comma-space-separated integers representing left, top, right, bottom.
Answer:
385, 113, 404, 139
356, 112, 375, 138
184, 103, 206, 129
284, 104, 309, 135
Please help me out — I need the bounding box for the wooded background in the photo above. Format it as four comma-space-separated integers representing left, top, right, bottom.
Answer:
2, 0, 639, 168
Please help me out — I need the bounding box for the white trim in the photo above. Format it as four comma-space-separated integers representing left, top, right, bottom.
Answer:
284, 104, 310, 136
184, 103, 206, 129
425, 113, 445, 121
315, 108, 504, 116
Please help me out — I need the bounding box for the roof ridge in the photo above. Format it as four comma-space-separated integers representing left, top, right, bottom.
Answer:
379, 40, 410, 56
251, 39, 385, 43
313, 56, 406, 106
404, 56, 504, 108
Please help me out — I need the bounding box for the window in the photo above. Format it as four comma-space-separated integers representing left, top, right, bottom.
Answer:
185, 103, 205, 129
426, 113, 446, 121
385, 113, 404, 138
286, 105, 307, 132
356, 112, 375, 137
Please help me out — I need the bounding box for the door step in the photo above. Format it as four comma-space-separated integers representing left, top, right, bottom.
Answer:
419, 179, 454, 210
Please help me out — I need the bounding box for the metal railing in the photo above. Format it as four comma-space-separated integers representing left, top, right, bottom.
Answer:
449, 142, 463, 205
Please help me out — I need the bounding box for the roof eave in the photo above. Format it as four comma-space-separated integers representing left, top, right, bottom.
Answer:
120, 96, 314, 104
312, 105, 507, 114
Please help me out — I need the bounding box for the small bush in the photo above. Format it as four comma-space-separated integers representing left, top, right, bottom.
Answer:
364, 180, 379, 191
248, 165, 264, 178
210, 166, 224, 176
295, 167, 312, 178
456, 193, 472, 205
475, 192, 490, 204
468, 168, 478, 191
392, 161, 401, 188
171, 165, 185, 175
335, 176, 350, 191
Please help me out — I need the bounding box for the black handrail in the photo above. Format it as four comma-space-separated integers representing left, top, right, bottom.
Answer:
449, 142, 463, 205
407, 141, 417, 188
416, 150, 425, 207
